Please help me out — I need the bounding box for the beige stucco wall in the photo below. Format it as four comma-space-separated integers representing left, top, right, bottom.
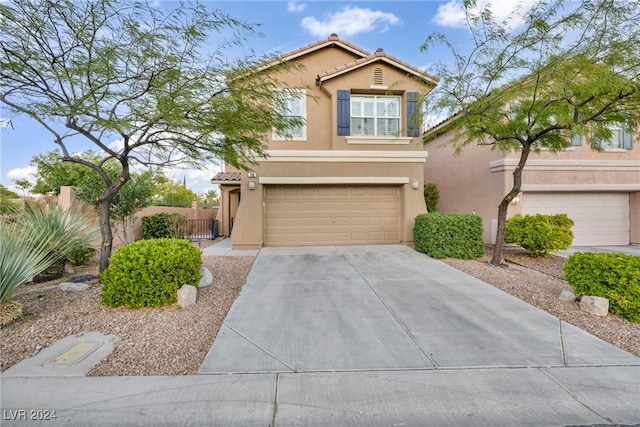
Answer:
423, 129, 640, 244
422, 135, 512, 243
231, 157, 428, 249
227, 41, 434, 249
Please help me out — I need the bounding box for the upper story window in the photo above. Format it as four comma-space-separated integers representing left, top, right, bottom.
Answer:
273, 90, 306, 141
595, 124, 634, 150
350, 95, 400, 137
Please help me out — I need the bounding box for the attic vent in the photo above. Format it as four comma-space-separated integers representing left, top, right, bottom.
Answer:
374, 67, 383, 85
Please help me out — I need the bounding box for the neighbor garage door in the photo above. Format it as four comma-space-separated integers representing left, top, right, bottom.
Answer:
264, 185, 400, 246
522, 192, 629, 246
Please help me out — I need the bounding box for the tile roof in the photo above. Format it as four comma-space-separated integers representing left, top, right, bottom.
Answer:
277, 33, 370, 62
316, 47, 438, 86
211, 172, 242, 183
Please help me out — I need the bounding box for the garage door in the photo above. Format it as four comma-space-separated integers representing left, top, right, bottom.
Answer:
522, 192, 629, 246
264, 185, 400, 246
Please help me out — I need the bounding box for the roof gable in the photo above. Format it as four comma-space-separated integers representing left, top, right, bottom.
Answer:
259, 34, 437, 87
316, 47, 438, 87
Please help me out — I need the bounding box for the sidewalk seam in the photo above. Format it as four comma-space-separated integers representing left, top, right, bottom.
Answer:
223, 324, 296, 371
271, 373, 279, 427
539, 367, 615, 424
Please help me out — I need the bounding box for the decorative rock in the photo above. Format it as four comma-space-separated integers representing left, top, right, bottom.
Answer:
559, 290, 576, 302
177, 284, 197, 308
579, 296, 609, 316
199, 267, 213, 287
68, 274, 98, 283
59, 282, 90, 292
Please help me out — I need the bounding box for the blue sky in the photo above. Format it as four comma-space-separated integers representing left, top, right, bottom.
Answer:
0, 0, 537, 195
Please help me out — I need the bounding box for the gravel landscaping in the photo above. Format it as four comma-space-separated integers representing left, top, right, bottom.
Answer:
1, 243, 638, 377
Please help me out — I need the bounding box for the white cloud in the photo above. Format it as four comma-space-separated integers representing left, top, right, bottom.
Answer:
7, 165, 36, 181
301, 6, 401, 38
433, 0, 539, 30
163, 164, 221, 195
287, 1, 307, 13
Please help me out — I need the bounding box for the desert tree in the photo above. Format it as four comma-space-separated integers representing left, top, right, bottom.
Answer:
421, 0, 640, 265
1, 0, 303, 271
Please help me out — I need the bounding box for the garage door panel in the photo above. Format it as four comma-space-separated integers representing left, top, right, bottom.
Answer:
265, 185, 400, 246
522, 193, 629, 246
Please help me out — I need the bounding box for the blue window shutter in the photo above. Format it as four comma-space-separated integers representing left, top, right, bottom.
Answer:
406, 92, 419, 137
571, 135, 583, 146
337, 90, 350, 136
623, 130, 634, 149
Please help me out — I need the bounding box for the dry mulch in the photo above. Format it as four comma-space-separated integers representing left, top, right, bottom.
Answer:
1, 240, 255, 376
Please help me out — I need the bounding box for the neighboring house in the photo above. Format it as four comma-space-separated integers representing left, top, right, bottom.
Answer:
422, 122, 640, 246
212, 34, 437, 249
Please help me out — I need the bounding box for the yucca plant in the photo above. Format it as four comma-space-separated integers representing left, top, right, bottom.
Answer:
0, 203, 99, 325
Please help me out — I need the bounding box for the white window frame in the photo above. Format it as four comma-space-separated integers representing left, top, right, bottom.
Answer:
350, 95, 400, 138
273, 89, 307, 141
597, 124, 628, 150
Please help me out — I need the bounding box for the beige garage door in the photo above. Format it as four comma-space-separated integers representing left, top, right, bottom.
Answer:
264, 185, 400, 246
522, 192, 629, 246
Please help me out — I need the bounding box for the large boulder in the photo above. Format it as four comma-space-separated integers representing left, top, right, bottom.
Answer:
199, 267, 213, 288
177, 284, 197, 308
579, 296, 609, 316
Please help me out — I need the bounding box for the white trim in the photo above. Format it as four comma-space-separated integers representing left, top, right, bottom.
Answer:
264, 150, 428, 163
259, 177, 410, 185
346, 136, 413, 145
273, 89, 307, 141
369, 85, 389, 90
522, 184, 640, 192
490, 158, 640, 172
211, 180, 241, 185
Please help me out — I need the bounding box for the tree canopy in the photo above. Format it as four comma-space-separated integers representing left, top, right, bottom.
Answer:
1, 0, 303, 271
421, 0, 640, 264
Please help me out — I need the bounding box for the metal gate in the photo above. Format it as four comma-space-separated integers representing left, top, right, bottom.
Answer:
183, 219, 218, 240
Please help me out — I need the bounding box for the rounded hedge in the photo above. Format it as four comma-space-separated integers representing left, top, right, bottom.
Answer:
100, 238, 202, 308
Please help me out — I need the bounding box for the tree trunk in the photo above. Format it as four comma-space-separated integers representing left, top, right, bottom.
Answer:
98, 198, 113, 273
491, 143, 532, 266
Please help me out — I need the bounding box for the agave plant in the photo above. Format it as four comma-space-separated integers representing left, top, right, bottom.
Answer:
0, 203, 99, 324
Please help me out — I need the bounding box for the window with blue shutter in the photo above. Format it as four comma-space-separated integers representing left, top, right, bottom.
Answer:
406, 92, 420, 137
337, 90, 350, 136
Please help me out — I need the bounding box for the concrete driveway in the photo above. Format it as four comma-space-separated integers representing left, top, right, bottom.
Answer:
200, 244, 638, 373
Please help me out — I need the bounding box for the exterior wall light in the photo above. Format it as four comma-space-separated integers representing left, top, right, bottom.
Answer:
412, 180, 420, 189
510, 195, 520, 205
248, 181, 256, 190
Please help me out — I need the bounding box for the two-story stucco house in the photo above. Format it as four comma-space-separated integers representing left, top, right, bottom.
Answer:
423, 122, 640, 247
212, 34, 437, 249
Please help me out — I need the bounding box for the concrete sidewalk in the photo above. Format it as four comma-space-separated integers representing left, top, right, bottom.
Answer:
2, 245, 639, 426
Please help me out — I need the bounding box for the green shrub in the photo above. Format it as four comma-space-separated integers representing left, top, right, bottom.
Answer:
423, 183, 440, 213
413, 213, 484, 259
66, 247, 97, 266
141, 213, 185, 239
564, 252, 640, 322
505, 213, 574, 257
100, 238, 202, 308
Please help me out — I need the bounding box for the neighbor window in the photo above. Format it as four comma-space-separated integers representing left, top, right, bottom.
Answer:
350, 95, 400, 137
595, 124, 634, 150
273, 90, 306, 140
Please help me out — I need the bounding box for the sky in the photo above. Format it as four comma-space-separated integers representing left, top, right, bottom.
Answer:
0, 0, 538, 196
